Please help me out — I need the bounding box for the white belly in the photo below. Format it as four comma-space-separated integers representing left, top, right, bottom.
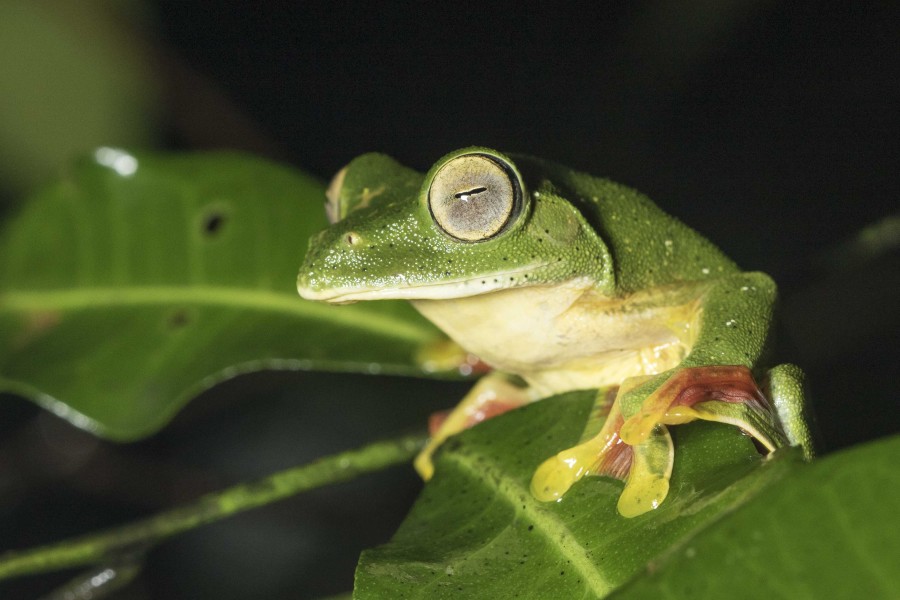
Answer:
411, 280, 703, 396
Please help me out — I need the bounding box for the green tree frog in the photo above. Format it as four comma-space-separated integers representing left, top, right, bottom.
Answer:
297, 148, 814, 517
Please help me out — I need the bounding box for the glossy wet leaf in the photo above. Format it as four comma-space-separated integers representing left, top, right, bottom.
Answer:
0, 151, 446, 439
355, 391, 784, 598
355, 392, 900, 599
609, 434, 900, 599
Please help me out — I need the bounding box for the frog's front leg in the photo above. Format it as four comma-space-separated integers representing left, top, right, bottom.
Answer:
414, 372, 530, 480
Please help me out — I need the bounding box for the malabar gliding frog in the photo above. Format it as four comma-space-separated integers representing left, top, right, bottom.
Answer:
297, 148, 814, 517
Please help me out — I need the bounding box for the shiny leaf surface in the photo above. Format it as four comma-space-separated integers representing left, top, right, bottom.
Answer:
609, 434, 900, 599
0, 150, 446, 439
355, 391, 781, 598
356, 392, 900, 598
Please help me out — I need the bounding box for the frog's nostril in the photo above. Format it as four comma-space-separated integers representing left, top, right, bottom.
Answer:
345, 232, 362, 246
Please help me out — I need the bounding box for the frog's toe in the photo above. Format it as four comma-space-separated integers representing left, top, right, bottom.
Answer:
617, 425, 674, 518
530, 428, 630, 501
618, 476, 670, 518
414, 445, 437, 481
619, 411, 660, 446
531, 451, 585, 502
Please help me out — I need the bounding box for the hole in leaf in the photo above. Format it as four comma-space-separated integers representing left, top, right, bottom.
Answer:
167, 309, 191, 329
203, 212, 226, 236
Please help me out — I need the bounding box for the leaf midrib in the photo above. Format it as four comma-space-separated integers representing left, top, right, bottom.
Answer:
444, 447, 612, 598
0, 286, 435, 342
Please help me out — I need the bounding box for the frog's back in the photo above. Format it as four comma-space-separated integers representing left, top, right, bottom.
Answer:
511, 155, 740, 294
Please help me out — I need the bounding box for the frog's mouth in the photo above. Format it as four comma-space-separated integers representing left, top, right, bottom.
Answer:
298, 263, 549, 304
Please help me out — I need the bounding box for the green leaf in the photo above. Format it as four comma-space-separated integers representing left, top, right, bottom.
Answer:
355, 392, 900, 599
355, 391, 784, 598
0, 150, 446, 439
609, 434, 900, 599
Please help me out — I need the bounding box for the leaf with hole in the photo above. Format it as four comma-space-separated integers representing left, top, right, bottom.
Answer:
0, 150, 448, 439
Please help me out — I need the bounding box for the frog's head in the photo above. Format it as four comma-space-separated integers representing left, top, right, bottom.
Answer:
297, 148, 614, 303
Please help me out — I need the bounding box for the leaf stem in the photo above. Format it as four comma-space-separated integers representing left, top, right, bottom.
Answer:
0, 432, 427, 580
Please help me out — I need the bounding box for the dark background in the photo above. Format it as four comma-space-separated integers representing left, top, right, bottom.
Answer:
0, 2, 897, 598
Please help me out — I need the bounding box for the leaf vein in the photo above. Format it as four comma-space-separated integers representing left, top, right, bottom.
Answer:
444, 447, 612, 598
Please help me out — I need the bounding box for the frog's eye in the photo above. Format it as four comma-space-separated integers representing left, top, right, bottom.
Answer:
428, 153, 522, 241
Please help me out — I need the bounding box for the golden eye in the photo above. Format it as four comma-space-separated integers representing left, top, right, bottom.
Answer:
428, 153, 521, 241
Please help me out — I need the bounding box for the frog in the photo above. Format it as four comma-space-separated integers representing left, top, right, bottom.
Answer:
297, 147, 814, 517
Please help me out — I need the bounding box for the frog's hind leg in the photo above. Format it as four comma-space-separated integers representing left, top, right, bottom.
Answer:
614, 365, 811, 516
414, 372, 530, 480
766, 363, 815, 458
618, 366, 789, 454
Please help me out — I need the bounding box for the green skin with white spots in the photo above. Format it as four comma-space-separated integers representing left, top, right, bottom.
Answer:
298, 147, 814, 517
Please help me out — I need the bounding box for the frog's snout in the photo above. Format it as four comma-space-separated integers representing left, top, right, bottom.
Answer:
298, 226, 364, 300
297, 231, 328, 297
296, 262, 315, 297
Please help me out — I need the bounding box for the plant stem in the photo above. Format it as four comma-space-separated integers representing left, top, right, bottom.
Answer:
0, 432, 427, 580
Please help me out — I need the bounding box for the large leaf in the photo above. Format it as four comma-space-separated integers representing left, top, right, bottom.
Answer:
355, 391, 900, 598
609, 434, 900, 599
0, 150, 446, 439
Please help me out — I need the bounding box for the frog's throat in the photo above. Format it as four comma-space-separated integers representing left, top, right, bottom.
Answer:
297, 263, 554, 303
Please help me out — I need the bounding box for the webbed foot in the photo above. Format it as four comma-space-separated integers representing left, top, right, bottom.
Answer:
531, 365, 801, 518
